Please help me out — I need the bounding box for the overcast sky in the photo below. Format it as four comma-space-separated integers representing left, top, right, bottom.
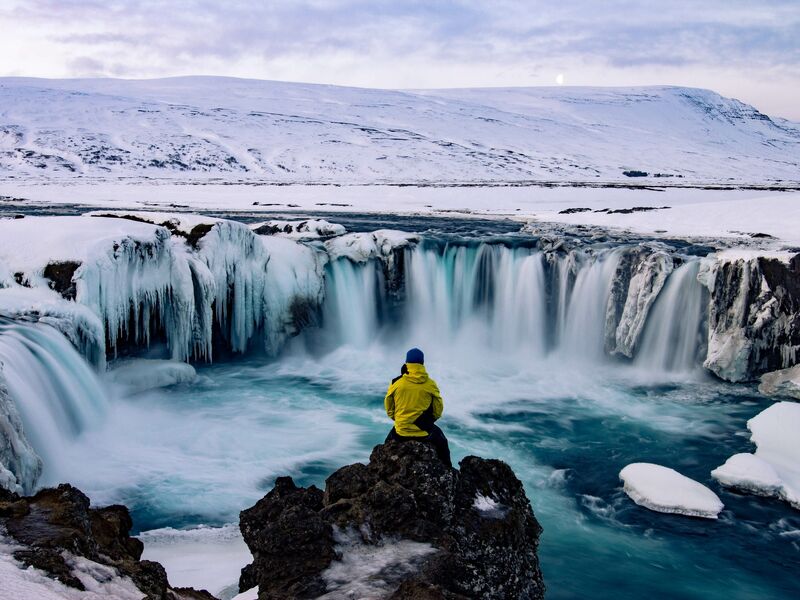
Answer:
1, 0, 798, 119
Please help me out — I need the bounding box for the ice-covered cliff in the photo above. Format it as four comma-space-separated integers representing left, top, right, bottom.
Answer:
1, 212, 797, 385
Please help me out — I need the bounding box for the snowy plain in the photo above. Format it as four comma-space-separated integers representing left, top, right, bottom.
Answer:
1, 76, 800, 600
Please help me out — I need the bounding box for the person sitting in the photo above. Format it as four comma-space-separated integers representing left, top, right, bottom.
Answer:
384, 347, 452, 468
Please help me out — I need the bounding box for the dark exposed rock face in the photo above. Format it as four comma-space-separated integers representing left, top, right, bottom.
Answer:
239, 442, 544, 600
0, 483, 217, 600
704, 253, 800, 381
42, 261, 81, 300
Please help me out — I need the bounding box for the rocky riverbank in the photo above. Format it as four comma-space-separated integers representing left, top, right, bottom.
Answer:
239, 440, 545, 600
0, 484, 215, 600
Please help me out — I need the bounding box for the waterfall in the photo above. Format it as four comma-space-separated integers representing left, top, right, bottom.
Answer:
322, 258, 386, 347
0, 319, 108, 487
317, 242, 704, 374
634, 261, 707, 373
559, 249, 623, 361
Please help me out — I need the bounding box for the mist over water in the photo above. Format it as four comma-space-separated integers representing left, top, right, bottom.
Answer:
2, 241, 798, 599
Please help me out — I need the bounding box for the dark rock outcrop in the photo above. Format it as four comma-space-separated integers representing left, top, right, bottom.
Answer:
704, 252, 800, 381
0, 483, 217, 600
239, 442, 544, 600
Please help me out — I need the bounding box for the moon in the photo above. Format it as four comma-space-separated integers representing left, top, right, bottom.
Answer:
556, 73, 565, 85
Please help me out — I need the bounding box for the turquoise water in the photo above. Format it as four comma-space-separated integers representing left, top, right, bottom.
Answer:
53, 348, 799, 600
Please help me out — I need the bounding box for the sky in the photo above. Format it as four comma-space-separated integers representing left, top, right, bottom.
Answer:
1, 0, 798, 119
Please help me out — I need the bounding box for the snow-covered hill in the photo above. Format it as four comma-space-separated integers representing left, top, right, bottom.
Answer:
0, 77, 798, 185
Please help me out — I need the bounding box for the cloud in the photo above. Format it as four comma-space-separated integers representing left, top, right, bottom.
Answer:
1, 0, 799, 118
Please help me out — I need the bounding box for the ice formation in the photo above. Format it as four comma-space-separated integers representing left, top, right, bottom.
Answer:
0, 363, 41, 493
607, 248, 674, 357
711, 401, 800, 509
106, 359, 198, 394
620, 463, 724, 519
0, 214, 328, 363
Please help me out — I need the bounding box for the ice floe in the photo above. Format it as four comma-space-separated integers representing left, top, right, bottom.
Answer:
619, 462, 724, 519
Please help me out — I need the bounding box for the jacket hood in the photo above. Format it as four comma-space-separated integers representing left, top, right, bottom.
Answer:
404, 362, 429, 383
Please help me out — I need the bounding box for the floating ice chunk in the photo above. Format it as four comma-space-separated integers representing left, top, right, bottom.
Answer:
106, 359, 197, 394
251, 219, 346, 240
712, 401, 800, 509
711, 454, 783, 497
139, 524, 251, 600
619, 462, 724, 519
758, 365, 800, 400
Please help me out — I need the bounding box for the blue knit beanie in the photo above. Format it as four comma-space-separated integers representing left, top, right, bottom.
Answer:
406, 347, 424, 364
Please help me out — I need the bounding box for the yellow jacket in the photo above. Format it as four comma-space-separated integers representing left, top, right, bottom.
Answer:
384, 363, 444, 437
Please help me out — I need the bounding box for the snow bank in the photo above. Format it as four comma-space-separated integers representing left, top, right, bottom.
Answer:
325, 230, 419, 263
251, 219, 345, 240
0, 534, 144, 600
711, 401, 800, 509
106, 359, 197, 394
619, 463, 724, 519
473, 493, 508, 519
759, 364, 800, 399
139, 524, 251, 600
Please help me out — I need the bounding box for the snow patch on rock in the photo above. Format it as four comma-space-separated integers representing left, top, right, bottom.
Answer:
324, 230, 418, 263
0, 534, 144, 600
318, 528, 437, 600
620, 462, 724, 519
252, 219, 346, 240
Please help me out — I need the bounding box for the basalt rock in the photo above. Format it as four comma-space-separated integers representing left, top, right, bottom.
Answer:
0, 483, 218, 600
703, 252, 800, 381
239, 441, 544, 600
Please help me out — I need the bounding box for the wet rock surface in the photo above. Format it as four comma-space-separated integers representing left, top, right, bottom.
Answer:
239, 441, 545, 599
0, 483, 217, 600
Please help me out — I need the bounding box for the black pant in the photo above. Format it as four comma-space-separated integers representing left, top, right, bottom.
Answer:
385, 424, 452, 468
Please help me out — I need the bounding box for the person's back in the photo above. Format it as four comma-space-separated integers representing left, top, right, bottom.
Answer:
384, 348, 451, 467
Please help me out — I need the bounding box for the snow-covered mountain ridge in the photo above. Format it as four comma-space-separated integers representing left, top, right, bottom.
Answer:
1, 77, 798, 185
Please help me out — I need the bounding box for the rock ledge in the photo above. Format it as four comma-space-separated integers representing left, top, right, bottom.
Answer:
239, 441, 545, 599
